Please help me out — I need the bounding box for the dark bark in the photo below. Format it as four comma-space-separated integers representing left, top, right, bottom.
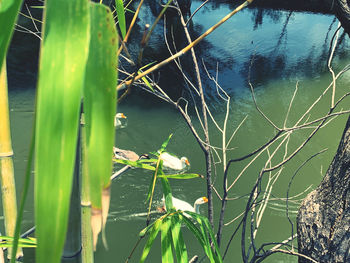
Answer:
335, 0, 350, 35
297, 115, 350, 263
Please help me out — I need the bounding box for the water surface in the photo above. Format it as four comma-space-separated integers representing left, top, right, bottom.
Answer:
6, 1, 350, 262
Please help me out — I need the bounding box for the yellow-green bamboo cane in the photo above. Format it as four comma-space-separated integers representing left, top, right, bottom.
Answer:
0, 61, 22, 259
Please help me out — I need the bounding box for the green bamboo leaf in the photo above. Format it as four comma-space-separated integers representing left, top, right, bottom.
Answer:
140, 219, 162, 263
193, 213, 222, 262
0, 236, 37, 247
138, 71, 154, 92
161, 177, 173, 211
115, 0, 126, 38
180, 215, 212, 258
139, 61, 157, 71
184, 212, 218, 262
149, 151, 159, 156
171, 214, 188, 263
161, 218, 174, 263
84, 2, 118, 209
202, 216, 223, 262
158, 173, 203, 179
138, 158, 159, 163
0, 0, 23, 70
160, 134, 173, 152
139, 218, 158, 237
113, 159, 156, 170
35, 0, 90, 262
125, 8, 135, 13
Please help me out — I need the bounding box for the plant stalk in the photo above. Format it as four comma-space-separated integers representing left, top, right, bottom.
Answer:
80, 114, 94, 263
0, 60, 23, 259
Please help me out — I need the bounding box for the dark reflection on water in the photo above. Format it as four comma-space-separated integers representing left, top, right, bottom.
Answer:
119, 0, 349, 106
8, 1, 349, 102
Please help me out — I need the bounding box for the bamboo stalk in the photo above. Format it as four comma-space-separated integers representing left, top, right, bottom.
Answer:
80, 114, 94, 263
0, 61, 23, 259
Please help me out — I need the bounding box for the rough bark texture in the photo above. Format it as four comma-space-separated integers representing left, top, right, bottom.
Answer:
335, 0, 350, 35
297, 116, 350, 263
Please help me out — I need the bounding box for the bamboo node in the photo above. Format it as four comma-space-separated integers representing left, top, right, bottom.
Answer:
81, 201, 92, 207
0, 151, 14, 158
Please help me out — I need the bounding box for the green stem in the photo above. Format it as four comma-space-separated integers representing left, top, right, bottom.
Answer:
80, 114, 94, 263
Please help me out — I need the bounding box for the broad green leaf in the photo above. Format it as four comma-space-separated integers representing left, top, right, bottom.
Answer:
140, 219, 162, 263
35, 0, 90, 263
113, 159, 156, 170
115, 0, 126, 38
158, 173, 203, 179
161, 218, 174, 263
0, 0, 23, 70
171, 215, 188, 263
84, 2, 118, 248
84, 2, 118, 209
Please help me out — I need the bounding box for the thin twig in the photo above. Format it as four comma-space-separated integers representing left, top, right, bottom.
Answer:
117, 0, 255, 90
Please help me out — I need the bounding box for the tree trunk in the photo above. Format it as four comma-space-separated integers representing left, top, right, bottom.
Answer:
297, 115, 350, 263
335, 0, 350, 35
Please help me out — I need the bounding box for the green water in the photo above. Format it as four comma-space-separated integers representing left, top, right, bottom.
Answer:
6, 1, 350, 262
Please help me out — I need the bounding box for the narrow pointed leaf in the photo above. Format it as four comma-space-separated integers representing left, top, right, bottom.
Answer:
137, 158, 159, 163
0, 0, 23, 70
138, 70, 154, 92
158, 173, 203, 179
115, 0, 126, 38
0, 236, 37, 248
171, 214, 188, 263
139, 218, 160, 237
161, 177, 173, 211
181, 214, 215, 260
139, 61, 157, 71
185, 212, 220, 262
35, 0, 90, 263
113, 159, 156, 170
180, 215, 205, 248
202, 216, 223, 262
140, 219, 162, 263
160, 134, 173, 152
161, 218, 173, 263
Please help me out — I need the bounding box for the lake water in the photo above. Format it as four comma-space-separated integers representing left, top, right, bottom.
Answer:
6, 0, 350, 262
